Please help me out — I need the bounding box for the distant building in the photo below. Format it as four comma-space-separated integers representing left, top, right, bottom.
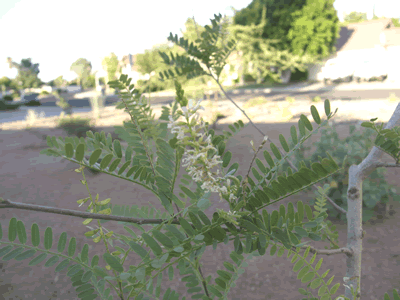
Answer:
308, 18, 400, 82
119, 54, 148, 84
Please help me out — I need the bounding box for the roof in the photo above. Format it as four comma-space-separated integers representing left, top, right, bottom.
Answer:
335, 18, 400, 52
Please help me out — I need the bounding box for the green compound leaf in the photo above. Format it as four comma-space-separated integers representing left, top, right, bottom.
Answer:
0, 246, 13, 258
263, 151, 275, 168
324, 99, 331, 117
3, 247, 23, 261
279, 134, 290, 152
44, 227, 53, 250
152, 230, 174, 249
28, 253, 47, 266
67, 265, 82, 277
310, 278, 323, 289
16, 220, 27, 244
78, 244, 88, 265
113, 139, 123, 158
31, 223, 40, 247
8, 218, 17, 242
290, 125, 298, 144
222, 151, 232, 168
81, 270, 93, 283
91, 255, 99, 268
108, 158, 121, 172
301, 271, 316, 283
65, 143, 74, 158
75, 143, 85, 162
142, 233, 163, 256
44, 255, 59, 267
300, 114, 313, 131
298, 119, 306, 138
269, 142, 282, 160
57, 232, 67, 253
180, 186, 197, 200
55, 259, 70, 272
310, 105, 321, 125
103, 253, 123, 272
100, 153, 114, 169
330, 282, 340, 295
129, 242, 150, 260
68, 237, 76, 257
118, 161, 131, 175
15, 249, 37, 261
89, 149, 102, 166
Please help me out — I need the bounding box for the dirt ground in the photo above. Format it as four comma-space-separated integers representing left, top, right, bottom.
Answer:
0, 94, 400, 300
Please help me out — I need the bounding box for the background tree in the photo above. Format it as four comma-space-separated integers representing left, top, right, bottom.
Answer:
135, 47, 167, 76
6, 57, 42, 89
232, 0, 340, 82
102, 53, 120, 93
70, 58, 92, 90
53, 75, 67, 88
0, 76, 11, 89
343, 11, 367, 24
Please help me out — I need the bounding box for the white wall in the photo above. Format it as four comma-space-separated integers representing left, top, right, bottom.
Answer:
386, 45, 400, 82
307, 46, 392, 82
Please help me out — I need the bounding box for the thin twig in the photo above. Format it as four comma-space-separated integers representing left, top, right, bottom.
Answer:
0, 198, 181, 225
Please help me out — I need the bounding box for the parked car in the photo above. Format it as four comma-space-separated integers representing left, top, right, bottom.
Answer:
353, 60, 388, 82
321, 59, 355, 84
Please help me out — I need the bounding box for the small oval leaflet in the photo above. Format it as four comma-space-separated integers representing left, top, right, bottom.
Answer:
75, 143, 85, 162
89, 149, 102, 166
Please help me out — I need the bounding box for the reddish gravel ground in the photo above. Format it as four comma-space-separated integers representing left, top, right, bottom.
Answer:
0, 94, 399, 300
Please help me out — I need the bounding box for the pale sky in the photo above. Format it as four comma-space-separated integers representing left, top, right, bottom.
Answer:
0, 0, 399, 83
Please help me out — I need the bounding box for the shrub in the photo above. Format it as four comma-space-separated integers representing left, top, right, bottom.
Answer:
312, 96, 322, 102
280, 121, 399, 222
3, 95, 13, 101
40, 90, 50, 95
25, 109, 46, 128
290, 68, 308, 82
24, 100, 41, 106
55, 116, 95, 138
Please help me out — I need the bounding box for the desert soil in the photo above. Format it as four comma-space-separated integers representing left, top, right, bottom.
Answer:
0, 94, 399, 300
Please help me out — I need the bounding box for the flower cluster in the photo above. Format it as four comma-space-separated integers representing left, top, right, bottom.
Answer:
168, 98, 238, 202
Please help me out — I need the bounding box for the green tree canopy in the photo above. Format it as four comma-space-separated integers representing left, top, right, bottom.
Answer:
0, 76, 11, 88
53, 75, 67, 88
7, 57, 42, 89
102, 53, 120, 83
233, 0, 340, 61
70, 58, 92, 89
344, 11, 367, 24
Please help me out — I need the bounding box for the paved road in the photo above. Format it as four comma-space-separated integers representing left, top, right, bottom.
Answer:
29, 87, 400, 108
1, 86, 399, 124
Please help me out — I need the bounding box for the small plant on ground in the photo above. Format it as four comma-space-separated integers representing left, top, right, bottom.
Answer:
3, 95, 13, 101
286, 96, 296, 103
243, 96, 269, 108
53, 89, 72, 113
25, 109, 46, 129
56, 116, 96, 138
312, 96, 322, 103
